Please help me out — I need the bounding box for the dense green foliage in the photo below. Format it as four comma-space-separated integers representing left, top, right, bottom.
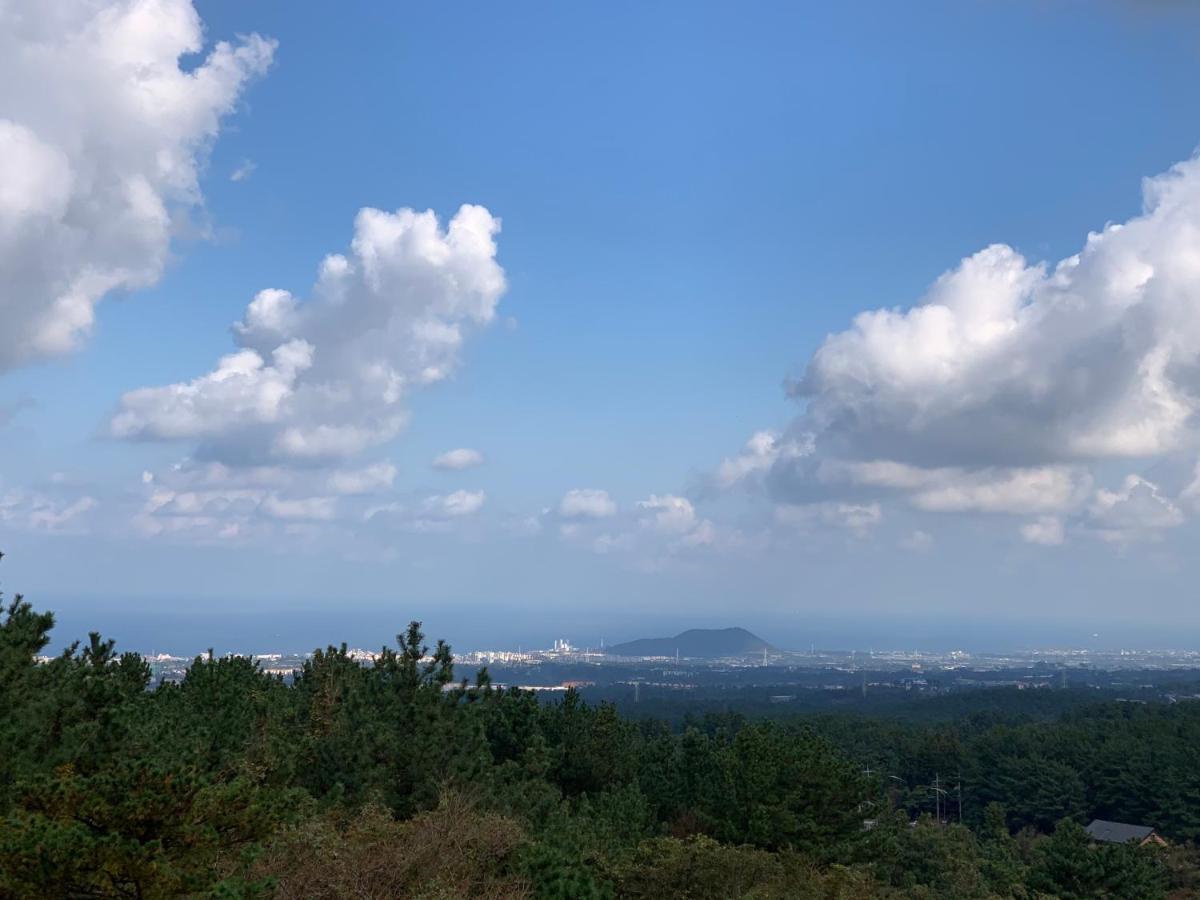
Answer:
806, 698, 1200, 842
0, 560, 1193, 898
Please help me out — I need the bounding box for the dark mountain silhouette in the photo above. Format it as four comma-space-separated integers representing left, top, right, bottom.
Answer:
605, 627, 772, 659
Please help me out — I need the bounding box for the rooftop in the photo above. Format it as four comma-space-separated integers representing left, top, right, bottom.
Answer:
1085, 820, 1156, 844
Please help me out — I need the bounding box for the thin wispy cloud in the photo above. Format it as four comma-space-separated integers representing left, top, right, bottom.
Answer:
230, 159, 257, 182
433, 448, 485, 470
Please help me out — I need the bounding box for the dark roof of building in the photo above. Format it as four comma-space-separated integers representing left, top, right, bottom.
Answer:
1085, 819, 1156, 843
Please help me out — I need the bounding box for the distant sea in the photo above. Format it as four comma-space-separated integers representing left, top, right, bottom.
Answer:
37, 596, 1200, 657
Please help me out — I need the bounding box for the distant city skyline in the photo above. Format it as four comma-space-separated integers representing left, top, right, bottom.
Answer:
6, 1, 1200, 646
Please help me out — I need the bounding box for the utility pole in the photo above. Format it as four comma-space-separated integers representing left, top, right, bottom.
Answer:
859, 767, 876, 816
957, 774, 963, 824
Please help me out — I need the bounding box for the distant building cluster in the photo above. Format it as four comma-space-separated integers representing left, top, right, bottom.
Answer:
47, 633, 1200, 700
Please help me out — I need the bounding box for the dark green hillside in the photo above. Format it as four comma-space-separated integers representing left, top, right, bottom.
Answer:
606, 627, 771, 658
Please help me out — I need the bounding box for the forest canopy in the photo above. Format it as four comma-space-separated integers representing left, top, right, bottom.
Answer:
0, 556, 1192, 899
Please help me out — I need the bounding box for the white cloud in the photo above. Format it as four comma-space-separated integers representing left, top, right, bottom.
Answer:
552, 490, 733, 562
111, 341, 315, 441
714, 430, 811, 489
1020, 516, 1065, 546
29, 496, 98, 531
362, 488, 486, 536
900, 529, 934, 552
505, 514, 545, 537
259, 494, 337, 521
110, 204, 506, 462
634, 494, 724, 550
129, 454, 491, 546
326, 463, 396, 495
825, 502, 883, 535
432, 448, 484, 470
1, 488, 97, 534
715, 150, 1200, 540
230, 159, 256, 182
636, 494, 698, 534
839, 462, 1090, 515
133, 460, 339, 541
558, 488, 617, 520
796, 200, 1200, 468
0, 0, 274, 370
775, 501, 883, 536
1085, 475, 1183, 543
421, 489, 486, 519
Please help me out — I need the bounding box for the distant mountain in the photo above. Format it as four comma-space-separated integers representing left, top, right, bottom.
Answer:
605, 627, 771, 659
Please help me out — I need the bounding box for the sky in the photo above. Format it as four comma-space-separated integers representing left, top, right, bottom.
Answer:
5, 0, 1200, 653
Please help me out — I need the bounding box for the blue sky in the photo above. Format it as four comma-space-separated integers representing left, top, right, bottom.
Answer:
5, 1, 1200, 652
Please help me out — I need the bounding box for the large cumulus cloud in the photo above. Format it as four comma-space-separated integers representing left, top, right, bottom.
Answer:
110, 204, 506, 463
725, 152, 1200, 542
0, 0, 274, 369
797, 157, 1200, 467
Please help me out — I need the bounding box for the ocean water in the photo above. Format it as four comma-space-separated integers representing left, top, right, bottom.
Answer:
35, 595, 1200, 657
